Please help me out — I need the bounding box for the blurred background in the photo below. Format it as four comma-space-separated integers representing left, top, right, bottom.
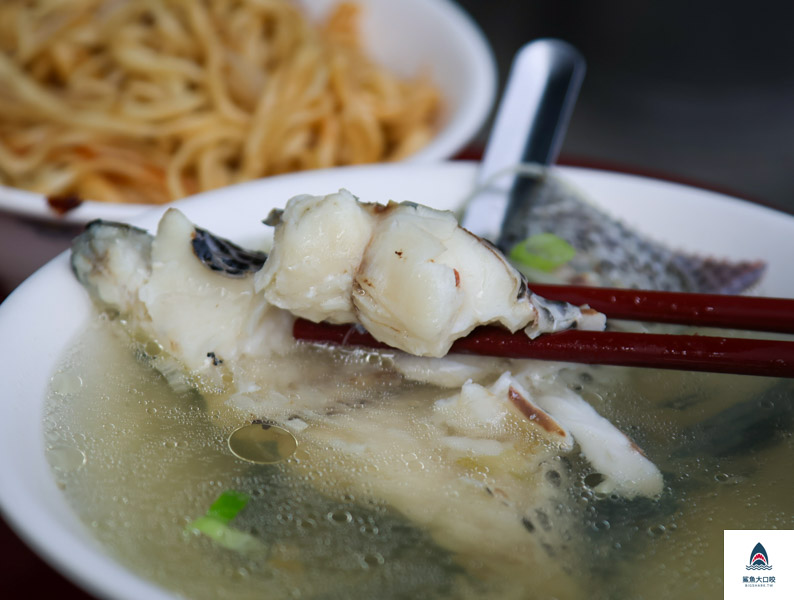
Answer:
2, 1, 792, 597
458, 0, 794, 215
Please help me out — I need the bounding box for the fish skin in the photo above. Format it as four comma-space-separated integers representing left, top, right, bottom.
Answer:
190, 227, 267, 277
70, 219, 153, 317
507, 171, 766, 294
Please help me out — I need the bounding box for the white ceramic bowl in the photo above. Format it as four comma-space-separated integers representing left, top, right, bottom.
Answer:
0, 0, 496, 292
1, 162, 792, 600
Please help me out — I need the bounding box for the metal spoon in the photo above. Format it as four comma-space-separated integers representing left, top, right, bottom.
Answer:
461, 38, 585, 251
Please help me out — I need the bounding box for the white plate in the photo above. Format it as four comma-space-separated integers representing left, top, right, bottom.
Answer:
0, 0, 496, 290
0, 162, 792, 600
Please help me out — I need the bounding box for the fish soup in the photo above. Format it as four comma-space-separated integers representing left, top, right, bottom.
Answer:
44, 185, 793, 599
45, 314, 793, 599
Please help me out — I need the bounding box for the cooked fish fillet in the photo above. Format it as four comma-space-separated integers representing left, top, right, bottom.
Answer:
71, 196, 664, 597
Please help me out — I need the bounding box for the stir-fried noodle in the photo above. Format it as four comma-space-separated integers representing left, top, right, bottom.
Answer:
0, 0, 440, 204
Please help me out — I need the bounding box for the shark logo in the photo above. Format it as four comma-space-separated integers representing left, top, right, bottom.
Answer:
746, 542, 773, 571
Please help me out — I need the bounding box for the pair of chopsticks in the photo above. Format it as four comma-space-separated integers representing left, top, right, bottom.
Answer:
292, 285, 794, 378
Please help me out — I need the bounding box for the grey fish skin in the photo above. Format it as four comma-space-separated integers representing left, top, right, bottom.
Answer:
71, 220, 153, 316
504, 170, 766, 294
191, 227, 267, 277
72, 219, 267, 292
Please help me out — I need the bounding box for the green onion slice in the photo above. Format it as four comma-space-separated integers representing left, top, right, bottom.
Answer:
508, 233, 576, 273
186, 490, 262, 552
205, 489, 250, 523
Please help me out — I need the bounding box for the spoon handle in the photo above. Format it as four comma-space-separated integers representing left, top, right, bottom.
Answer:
461, 39, 585, 247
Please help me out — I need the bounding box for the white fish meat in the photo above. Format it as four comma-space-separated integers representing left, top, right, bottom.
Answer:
256, 189, 605, 357
72, 209, 291, 394
71, 200, 661, 495
70, 196, 664, 596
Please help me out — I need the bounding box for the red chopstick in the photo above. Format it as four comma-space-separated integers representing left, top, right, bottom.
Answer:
293, 319, 794, 378
527, 284, 794, 334
292, 285, 794, 378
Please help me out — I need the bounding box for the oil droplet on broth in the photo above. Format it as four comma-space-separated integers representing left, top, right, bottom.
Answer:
360, 523, 379, 536
50, 372, 83, 395
358, 552, 385, 569
327, 509, 353, 524
228, 422, 298, 464
48, 445, 86, 472
144, 340, 163, 357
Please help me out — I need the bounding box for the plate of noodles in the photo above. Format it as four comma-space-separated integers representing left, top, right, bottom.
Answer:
0, 0, 495, 289
0, 161, 792, 600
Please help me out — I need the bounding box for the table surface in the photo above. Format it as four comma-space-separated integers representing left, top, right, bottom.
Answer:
0, 518, 96, 598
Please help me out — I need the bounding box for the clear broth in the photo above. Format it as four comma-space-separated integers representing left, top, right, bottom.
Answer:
45, 316, 794, 599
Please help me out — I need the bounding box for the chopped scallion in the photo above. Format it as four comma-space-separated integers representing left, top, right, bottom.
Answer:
186, 490, 262, 553
206, 489, 250, 523
509, 233, 576, 273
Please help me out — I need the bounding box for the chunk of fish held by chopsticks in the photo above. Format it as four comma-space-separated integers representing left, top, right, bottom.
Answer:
256, 189, 605, 357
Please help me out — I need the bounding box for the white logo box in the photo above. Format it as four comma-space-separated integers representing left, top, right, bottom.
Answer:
725, 530, 794, 599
